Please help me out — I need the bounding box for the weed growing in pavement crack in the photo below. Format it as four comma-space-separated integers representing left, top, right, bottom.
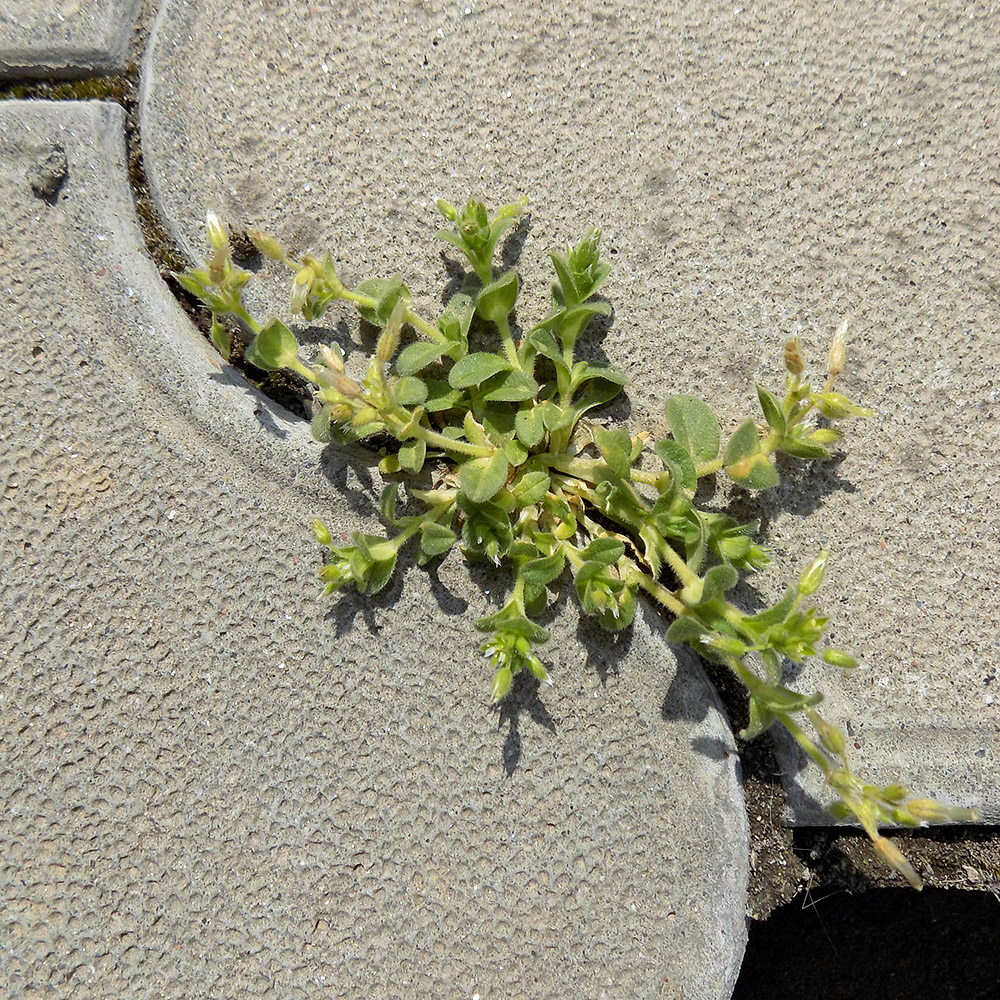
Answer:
178, 197, 976, 887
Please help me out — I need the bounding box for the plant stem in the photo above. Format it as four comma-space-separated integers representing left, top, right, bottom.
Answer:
494, 313, 521, 369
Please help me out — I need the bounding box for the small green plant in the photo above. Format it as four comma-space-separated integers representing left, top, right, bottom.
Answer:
179, 198, 975, 888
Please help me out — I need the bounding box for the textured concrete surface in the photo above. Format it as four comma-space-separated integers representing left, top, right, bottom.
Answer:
0, 100, 748, 999
139, 0, 999, 826
0, 0, 143, 78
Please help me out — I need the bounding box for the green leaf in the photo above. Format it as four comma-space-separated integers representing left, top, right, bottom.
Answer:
555, 303, 611, 348
350, 534, 398, 595
569, 358, 628, 392
175, 269, 210, 300
396, 341, 450, 376
449, 352, 511, 389
664, 395, 721, 464
475, 612, 550, 644
394, 376, 428, 406
509, 540, 542, 562
724, 419, 780, 489
379, 484, 399, 525
778, 437, 831, 460
480, 404, 516, 443
755, 683, 823, 713
418, 521, 456, 560
503, 436, 529, 467
664, 616, 711, 645
311, 404, 332, 443
521, 552, 565, 586
594, 425, 633, 478
523, 580, 547, 618
423, 379, 463, 413
209, 315, 232, 360
463, 412, 490, 447
481, 369, 539, 402
741, 697, 778, 740
459, 497, 514, 562
398, 438, 426, 474
539, 401, 574, 432
756, 385, 786, 433
515, 406, 546, 448
360, 556, 396, 595
437, 284, 477, 345
569, 377, 623, 420
245, 318, 300, 371
582, 537, 626, 565
356, 274, 409, 326
550, 251, 580, 306
654, 439, 698, 492
459, 451, 509, 502
510, 470, 551, 506
745, 586, 798, 629
701, 564, 740, 604
526, 327, 570, 378
475, 270, 519, 325
434, 229, 467, 253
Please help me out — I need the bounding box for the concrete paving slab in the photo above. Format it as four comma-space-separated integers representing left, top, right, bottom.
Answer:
0, 101, 748, 1000
0, 0, 142, 79
140, 0, 999, 828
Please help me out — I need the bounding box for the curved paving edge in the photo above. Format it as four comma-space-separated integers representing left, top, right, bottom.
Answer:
139, 0, 1000, 839
0, 101, 748, 1000
0, 0, 143, 79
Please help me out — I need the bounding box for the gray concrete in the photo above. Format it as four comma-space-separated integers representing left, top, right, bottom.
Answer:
0, 100, 748, 1000
0, 0, 142, 78
139, 0, 999, 827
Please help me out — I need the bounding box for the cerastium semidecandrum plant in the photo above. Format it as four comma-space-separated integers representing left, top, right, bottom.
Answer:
178, 197, 976, 888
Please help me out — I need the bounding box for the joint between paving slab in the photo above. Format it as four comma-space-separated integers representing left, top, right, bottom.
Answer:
0, 70, 318, 421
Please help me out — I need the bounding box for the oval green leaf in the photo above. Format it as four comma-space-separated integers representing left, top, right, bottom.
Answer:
449, 352, 511, 389
664, 395, 721, 464
246, 318, 299, 371
459, 451, 509, 502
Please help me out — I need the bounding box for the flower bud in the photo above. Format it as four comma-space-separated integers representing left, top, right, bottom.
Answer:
329, 371, 363, 399
247, 228, 285, 260
527, 656, 551, 685
904, 798, 977, 823
806, 708, 846, 757
702, 634, 749, 658
320, 343, 346, 374
877, 784, 910, 805
207, 246, 227, 286
375, 301, 406, 363
206, 212, 228, 251
290, 266, 315, 314
351, 405, 380, 426
811, 391, 875, 419
436, 198, 458, 221
827, 319, 848, 377
798, 549, 829, 596
873, 836, 922, 889
784, 338, 805, 376
311, 518, 333, 547
807, 427, 841, 445
491, 665, 513, 703
822, 648, 858, 669
889, 808, 922, 828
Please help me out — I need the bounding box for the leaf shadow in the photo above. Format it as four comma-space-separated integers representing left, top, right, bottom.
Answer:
494, 675, 558, 777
